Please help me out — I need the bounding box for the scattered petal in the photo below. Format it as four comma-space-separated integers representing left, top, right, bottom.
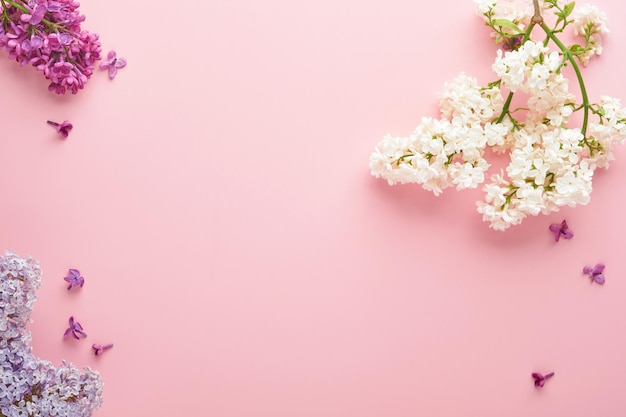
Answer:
63, 316, 87, 339
47, 120, 73, 138
594, 274, 606, 285
0, 251, 104, 413
583, 263, 606, 285
99, 50, 127, 80
92, 343, 114, 356
532, 371, 554, 388
549, 220, 573, 242
63, 268, 84, 290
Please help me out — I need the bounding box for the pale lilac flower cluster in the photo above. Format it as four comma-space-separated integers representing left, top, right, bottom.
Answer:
0, 251, 103, 416
0, 0, 102, 94
369, 0, 626, 230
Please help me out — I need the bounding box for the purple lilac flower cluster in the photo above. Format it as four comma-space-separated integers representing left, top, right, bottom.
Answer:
0, 251, 103, 416
0, 0, 101, 94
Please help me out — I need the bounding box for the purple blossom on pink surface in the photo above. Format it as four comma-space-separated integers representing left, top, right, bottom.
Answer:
47, 120, 73, 138
92, 343, 114, 356
99, 50, 126, 79
0, 0, 102, 94
549, 220, 574, 242
63, 268, 84, 290
531, 371, 554, 388
583, 263, 606, 285
63, 316, 87, 339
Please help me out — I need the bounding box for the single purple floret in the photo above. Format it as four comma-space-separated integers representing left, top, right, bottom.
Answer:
549, 220, 574, 242
583, 263, 606, 284
503, 36, 523, 51
99, 50, 127, 79
531, 371, 554, 388
63, 268, 84, 290
29, 3, 48, 25
47, 120, 73, 138
63, 316, 87, 339
92, 343, 114, 356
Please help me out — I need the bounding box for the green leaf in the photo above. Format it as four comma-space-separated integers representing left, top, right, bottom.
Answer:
563, 2, 575, 18
492, 19, 522, 33
569, 44, 583, 54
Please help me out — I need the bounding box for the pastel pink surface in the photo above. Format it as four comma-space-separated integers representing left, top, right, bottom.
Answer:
2, 0, 626, 416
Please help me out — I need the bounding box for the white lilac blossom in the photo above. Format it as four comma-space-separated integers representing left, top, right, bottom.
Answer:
369, 0, 626, 230
0, 251, 103, 416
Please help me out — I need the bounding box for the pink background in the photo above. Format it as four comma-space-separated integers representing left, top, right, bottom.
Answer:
2, 0, 626, 415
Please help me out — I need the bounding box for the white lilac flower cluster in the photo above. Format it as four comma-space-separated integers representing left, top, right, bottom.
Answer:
0, 251, 103, 417
369, 0, 626, 230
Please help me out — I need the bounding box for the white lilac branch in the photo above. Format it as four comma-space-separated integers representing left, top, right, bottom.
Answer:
370, 0, 626, 231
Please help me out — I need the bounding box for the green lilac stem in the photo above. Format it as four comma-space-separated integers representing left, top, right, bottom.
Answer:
540, 22, 590, 137
531, 0, 543, 24
497, 93, 514, 124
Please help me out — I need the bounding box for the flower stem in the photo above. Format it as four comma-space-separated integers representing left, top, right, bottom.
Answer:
497, 93, 514, 124
531, 0, 543, 24
540, 22, 590, 137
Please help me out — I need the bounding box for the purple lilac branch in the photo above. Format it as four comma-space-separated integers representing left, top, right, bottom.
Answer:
0, 0, 102, 94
